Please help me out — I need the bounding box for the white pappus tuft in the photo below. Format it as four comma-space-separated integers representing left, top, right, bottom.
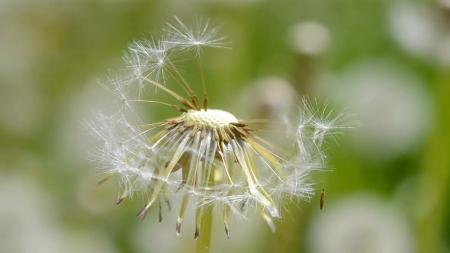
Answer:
87, 17, 349, 239
124, 38, 175, 88
164, 17, 229, 56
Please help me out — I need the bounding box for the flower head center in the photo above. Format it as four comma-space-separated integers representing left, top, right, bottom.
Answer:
184, 109, 238, 129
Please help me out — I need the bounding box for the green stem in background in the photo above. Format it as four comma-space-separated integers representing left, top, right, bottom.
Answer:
416, 70, 450, 253
196, 204, 213, 253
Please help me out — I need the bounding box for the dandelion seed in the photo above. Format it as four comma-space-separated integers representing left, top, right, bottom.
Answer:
125, 38, 174, 90
88, 18, 348, 239
164, 16, 229, 56
319, 188, 325, 210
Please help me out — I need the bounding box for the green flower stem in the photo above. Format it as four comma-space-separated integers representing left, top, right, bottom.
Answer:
416, 70, 450, 253
196, 166, 215, 253
196, 203, 213, 253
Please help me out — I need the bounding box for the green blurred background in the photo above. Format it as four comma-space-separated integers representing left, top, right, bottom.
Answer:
0, 0, 449, 253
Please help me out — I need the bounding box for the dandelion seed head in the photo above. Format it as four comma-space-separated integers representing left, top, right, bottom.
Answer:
87, 18, 348, 238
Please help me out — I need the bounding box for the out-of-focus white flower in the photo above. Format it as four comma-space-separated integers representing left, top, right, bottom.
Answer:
237, 76, 296, 120
389, 2, 450, 67
0, 175, 117, 253
440, 0, 450, 9
308, 194, 414, 253
288, 21, 330, 56
323, 60, 433, 159
0, 176, 63, 253
88, 18, 348, 238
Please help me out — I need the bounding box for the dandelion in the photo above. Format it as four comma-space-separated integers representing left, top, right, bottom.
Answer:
288, 21, 330, 56
88, 17, 347, 245
308, 194, 414, 253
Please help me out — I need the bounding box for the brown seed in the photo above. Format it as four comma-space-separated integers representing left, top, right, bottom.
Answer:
224, 224, 230, 239
176, 220, 182, 236
194, 225, 200, 239
320, 188, 325, 210
137, 205, 150, 220
115, 196, 125, 205
165, 198, 172, 211
96, 175, 113, 185
158, 201, 163, 223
